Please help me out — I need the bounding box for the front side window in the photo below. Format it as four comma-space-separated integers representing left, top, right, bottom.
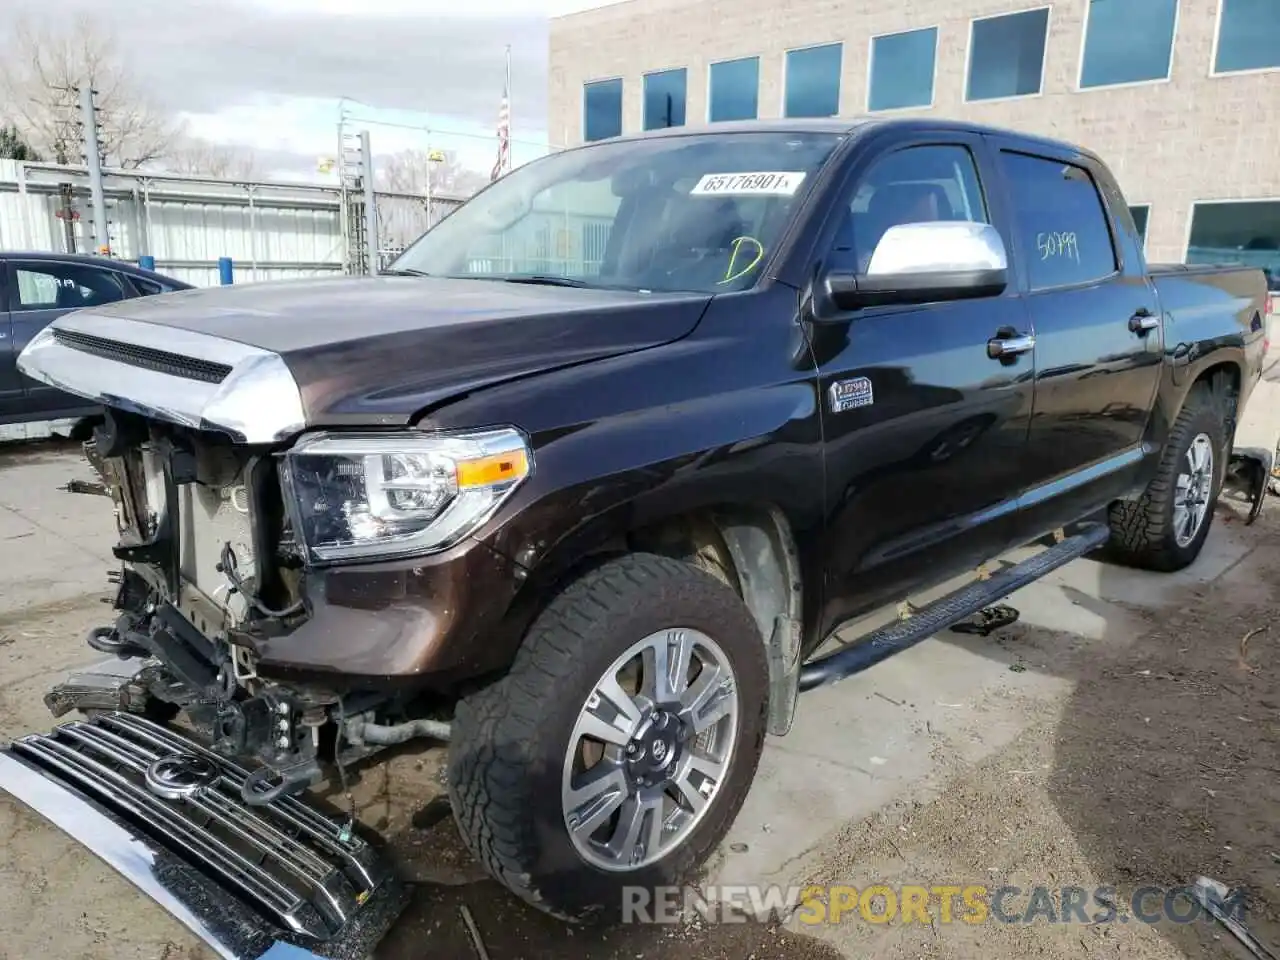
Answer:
830, 144, 989, 274
392, 132, 844, 295
583, 79, 623, 143
966, 7, 1050, 101
784, 43, 843, 118
709, 57, 759, 122
868, 27, 938, 111
13, 262, 127, 312
1187, 201, 1280, 291
1080, 0, 1178, 88
1000, 152, 1119, 291
1215, 0, 1280, 74
643, 69, 687, 130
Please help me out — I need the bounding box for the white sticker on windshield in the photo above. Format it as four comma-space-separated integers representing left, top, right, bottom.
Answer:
690, 172, 807, 197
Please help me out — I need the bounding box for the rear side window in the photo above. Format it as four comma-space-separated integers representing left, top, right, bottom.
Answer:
12, 261, 127, 312
1000, 152, 1118, 290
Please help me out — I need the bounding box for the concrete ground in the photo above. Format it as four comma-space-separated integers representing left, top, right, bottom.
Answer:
0, 376, 1278, 960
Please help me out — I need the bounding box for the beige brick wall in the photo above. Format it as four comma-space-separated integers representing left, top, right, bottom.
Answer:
548, 0, 1280, 263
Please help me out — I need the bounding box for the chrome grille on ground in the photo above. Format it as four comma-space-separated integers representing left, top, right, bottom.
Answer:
8, 713, 387, 942
52, 328, 233, 384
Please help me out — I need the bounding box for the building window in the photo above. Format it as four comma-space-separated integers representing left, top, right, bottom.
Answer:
583, 79, 623, 142
1214, 0, 1280, 74
643, 68, 687, 130
966, 7, 1050, 102
1129, 205, 1150, 247
868, 27, 938, 111
1080, 0, 1178, 88
784, 43, 843, 118
1187, 201, 1280, 292
709, 57, 759, 122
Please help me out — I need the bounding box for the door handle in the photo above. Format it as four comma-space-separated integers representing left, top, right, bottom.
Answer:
1129, 308, 1160, 334
987, 333, 1036, 359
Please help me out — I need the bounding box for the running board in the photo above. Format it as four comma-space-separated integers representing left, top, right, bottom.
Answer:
0, 712, 409, 959
798, 523, 1111, 692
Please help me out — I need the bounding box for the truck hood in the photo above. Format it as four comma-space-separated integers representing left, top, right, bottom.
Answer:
16, 276, 712, 443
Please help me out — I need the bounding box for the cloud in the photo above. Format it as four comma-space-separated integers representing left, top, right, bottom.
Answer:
4, 0, 547, 134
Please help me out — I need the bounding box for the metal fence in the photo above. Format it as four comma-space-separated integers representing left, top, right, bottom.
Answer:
0, 159, 466, 286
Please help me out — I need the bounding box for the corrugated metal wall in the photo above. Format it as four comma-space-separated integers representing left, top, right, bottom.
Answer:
0, 160, 463, 287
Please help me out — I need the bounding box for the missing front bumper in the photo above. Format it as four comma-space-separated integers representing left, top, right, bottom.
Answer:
0, 712, 408, 959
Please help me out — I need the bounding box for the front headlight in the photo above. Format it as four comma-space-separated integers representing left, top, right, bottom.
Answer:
279, 427, 531, 563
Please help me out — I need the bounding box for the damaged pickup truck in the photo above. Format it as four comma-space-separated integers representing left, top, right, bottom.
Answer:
1, 118, 1272, 958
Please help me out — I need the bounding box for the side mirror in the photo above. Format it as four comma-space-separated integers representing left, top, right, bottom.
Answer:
822, 221, 1009, 312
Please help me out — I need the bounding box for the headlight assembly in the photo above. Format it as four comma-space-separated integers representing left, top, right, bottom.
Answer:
279, 427, 531, 563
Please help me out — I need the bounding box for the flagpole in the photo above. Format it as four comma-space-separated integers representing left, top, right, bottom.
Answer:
504, 44, 512, 174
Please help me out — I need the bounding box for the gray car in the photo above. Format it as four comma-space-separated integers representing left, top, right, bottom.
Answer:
0, 252, 192, 426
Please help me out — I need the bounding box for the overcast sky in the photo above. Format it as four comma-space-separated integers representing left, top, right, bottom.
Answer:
6, 0, 565, 178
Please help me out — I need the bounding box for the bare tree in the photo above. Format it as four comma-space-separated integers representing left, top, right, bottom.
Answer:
0, 14, 179, 168
378, 148, 489, 199
163, 137, 260, 180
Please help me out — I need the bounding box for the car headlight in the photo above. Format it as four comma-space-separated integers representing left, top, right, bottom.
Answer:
279, 427, 531, 563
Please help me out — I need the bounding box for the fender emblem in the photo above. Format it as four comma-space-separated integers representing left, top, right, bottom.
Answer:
829, 376, 874, 413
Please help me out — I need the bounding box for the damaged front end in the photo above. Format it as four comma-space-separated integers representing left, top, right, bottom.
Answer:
2, 321, 416, 957
67, 409, 335, 804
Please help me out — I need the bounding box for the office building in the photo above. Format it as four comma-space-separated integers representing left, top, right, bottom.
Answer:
549, 0, 1280, 274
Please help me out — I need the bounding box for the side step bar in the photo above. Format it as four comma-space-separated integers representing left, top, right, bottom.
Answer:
0, 712, 409, 959
798, 523, 1111, 693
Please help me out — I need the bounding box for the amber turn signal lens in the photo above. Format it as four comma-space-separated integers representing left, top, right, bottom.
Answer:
456, 449, 530, 488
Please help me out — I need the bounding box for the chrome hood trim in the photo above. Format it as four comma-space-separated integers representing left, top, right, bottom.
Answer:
17, 312, 306, 443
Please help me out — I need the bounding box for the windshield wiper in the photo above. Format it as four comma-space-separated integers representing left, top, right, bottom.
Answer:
381, 267, 432, 277
497, 275, 592, 288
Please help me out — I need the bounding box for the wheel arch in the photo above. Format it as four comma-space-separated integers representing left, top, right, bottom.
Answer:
503, 500, 807, 737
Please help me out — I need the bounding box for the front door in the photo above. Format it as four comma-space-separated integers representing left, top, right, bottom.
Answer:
990, 144, 1163, 536
809, 136, 1037, 636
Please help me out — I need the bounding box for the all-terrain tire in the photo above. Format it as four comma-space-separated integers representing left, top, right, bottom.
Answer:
446, 552, 769, 923
1106, 385, 1228, 572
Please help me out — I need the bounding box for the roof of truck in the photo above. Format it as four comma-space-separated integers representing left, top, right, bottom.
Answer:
599, 116, 1091, 162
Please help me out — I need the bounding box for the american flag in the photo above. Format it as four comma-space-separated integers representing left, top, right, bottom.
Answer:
491, 64, 511, 181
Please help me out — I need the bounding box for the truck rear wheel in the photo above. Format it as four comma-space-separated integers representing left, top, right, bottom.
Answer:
447, 552, 769, 922
1107, 385, 1227, 571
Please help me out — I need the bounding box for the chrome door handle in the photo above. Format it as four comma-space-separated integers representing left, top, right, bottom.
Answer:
987, 333, 1036, 359
1129, 309, 1160, 334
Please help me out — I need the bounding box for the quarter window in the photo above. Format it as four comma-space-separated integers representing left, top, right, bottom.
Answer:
1001, 152, 1118, 291
583, 79, 623, 143
1080, 0, 1178, 88
13, 262, 127, 312
784, 43, 843, 118
1129, 205, 1151, 248
709, 57, 759, 122
868, 27, 938, 111
831, 144, 989, 274
643, 68, 687, 130
1214, 0, 1280, 74
966, 8, 1050, 101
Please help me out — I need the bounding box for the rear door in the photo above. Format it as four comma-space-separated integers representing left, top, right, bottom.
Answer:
989, 141, 1163, 535
7, 258, 130, 414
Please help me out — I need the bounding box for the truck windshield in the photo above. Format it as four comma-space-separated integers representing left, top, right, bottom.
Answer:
390, 131, 844, 294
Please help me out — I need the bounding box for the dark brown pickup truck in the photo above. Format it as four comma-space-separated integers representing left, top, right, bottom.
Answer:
0, 117, 1271, 958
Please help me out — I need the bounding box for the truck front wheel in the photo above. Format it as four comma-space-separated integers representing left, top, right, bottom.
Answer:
1107, 385, 1227, 571
447, 552, 769, 921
